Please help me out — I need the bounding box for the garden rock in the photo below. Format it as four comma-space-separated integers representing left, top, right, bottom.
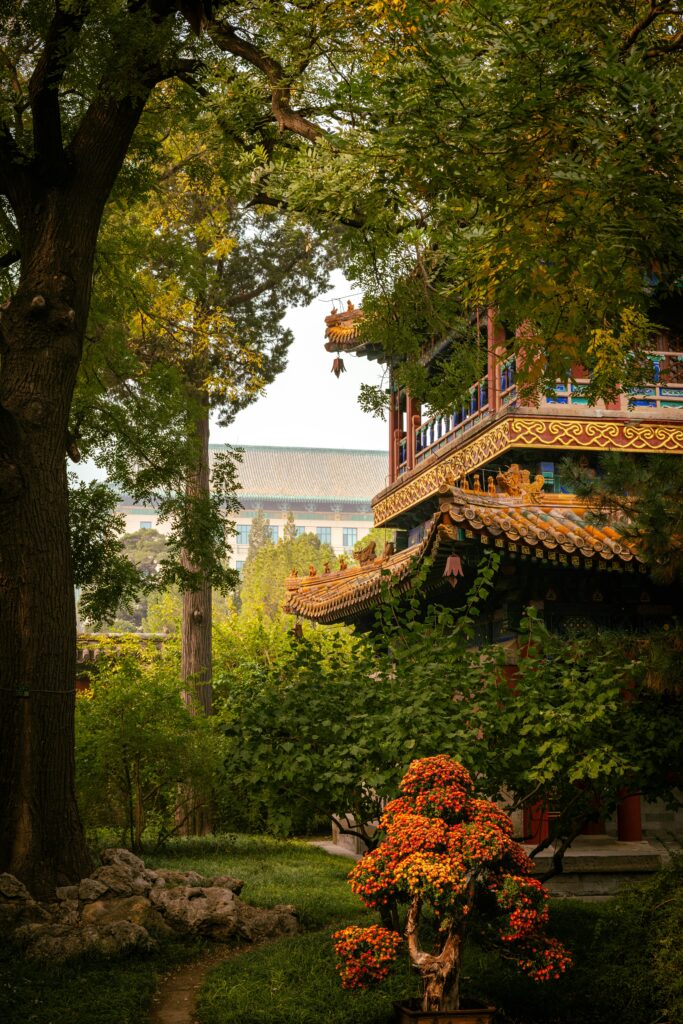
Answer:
0, 873, 50, 930
0, 874, 32, 900
78, 878, 109, 902
55, 885, 79, 902
1, 850, 298, 963
89, 849, 158, 897
154, 868, 243, 894
149, 886, 299, 942
16, 920, 157, 961
236, 903, 300, 943
81, 895, 172, 938
149, 885, 240, 939
153, 869, 204, 887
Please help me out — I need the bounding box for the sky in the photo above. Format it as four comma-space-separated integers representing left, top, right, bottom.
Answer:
211, 272, 388, 452
75, 273, 388, 483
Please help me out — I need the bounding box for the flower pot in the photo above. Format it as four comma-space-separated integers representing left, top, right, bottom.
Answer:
394, 1000, 496, 1024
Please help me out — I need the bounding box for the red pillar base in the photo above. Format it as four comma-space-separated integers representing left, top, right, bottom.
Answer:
617, 791, 643, 842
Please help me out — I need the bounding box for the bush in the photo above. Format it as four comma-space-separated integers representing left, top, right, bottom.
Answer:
467, 862, 683, 1024
75, 647, 224, 850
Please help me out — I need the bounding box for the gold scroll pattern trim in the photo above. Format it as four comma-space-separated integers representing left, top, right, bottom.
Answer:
510, 418, 683, 451
622, 423, 683, 450
373, 421, 511, 526
374, 416, 683, 527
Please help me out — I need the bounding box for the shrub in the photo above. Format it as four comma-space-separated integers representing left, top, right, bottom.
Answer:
75, 649, 223, 850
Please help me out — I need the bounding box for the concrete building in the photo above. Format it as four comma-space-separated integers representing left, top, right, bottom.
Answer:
118, 445, 388, 570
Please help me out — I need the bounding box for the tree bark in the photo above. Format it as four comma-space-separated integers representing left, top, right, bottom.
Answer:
0, 195, 101, 896
178, 393, 213, 834
181, 393, 212, 713
405, 897, 463, 1013
0, 87, 150, 896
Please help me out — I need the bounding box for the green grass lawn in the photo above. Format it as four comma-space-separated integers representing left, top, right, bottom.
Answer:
1, 836, 675, 1024
0, 937, 203, 1024
0, 835, 373, 1024
149, 834, 367, 930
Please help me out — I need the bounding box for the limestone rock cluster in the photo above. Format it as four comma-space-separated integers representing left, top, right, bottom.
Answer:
0, 848, 299, 962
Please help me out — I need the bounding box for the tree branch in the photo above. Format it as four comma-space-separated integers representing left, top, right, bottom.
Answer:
210, 22, 323, 143
646, 27, 683, 56
620, 1, 671, 54
0, 248, 20, 270
28, 1, 89, 169
248, 190, 365, 229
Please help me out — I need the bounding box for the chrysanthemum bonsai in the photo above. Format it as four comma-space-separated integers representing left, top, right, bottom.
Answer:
333, 756, 571, 1015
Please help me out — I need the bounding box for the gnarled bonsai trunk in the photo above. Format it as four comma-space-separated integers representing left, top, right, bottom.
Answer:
406, 897, 464, 1013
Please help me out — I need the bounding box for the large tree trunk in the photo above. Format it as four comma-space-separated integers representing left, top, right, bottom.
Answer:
0, 198, 99, 897
0, 86, 149, 895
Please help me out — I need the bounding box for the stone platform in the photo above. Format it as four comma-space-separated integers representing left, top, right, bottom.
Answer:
527, 835, 672, 900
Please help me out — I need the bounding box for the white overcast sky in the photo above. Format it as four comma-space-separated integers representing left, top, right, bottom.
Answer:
212, 271, 388, 451
77, 274, 388, 483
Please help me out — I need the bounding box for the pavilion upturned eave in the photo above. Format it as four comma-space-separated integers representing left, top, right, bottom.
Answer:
284, 476, 645, 626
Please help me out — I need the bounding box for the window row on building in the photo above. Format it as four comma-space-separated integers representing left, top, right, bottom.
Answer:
234, 524, 358, 548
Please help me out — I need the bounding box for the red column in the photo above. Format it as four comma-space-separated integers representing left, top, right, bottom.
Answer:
407, 393, 420, 472
524, 803, 550, 845
617, 790, 643, 841
388, 385, 397, 483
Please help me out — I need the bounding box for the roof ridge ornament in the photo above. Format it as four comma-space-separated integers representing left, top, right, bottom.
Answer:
496, 463, 545, 501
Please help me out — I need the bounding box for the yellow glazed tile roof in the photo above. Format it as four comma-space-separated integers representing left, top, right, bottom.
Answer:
283, 466, 644, 624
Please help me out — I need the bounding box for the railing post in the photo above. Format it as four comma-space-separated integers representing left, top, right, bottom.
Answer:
407, 393, 420, 471
487, 308, 505, 412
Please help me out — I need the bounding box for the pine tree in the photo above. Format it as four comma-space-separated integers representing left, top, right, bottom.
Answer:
247, 508, 272, 560
284, 511, 298, 543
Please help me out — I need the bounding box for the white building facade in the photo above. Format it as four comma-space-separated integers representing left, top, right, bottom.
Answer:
118, 445, 389, 570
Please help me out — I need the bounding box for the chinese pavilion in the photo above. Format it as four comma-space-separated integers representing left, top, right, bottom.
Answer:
284, 302, 683, 851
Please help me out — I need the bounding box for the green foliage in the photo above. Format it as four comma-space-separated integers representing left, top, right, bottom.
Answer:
246, 508, 273, 560
214, 614, 362, 834
459, 609, 683, 850
563, 452, 683, 586
217, 553, 500, 843
218, 547, 682, 856
155, 448, 242, 596
68, 82, 333, 615
267, 0, 683, 398
473, 862, 683, 1024
68, 477, 144, 627
75, 648, 223, 851
239, 532, 338, 618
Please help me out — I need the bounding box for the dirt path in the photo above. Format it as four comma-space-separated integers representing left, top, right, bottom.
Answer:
148, 947, 233, 1024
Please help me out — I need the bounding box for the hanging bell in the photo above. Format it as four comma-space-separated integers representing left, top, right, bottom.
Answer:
331, 356, 346, 378
443, 555, 464, 588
